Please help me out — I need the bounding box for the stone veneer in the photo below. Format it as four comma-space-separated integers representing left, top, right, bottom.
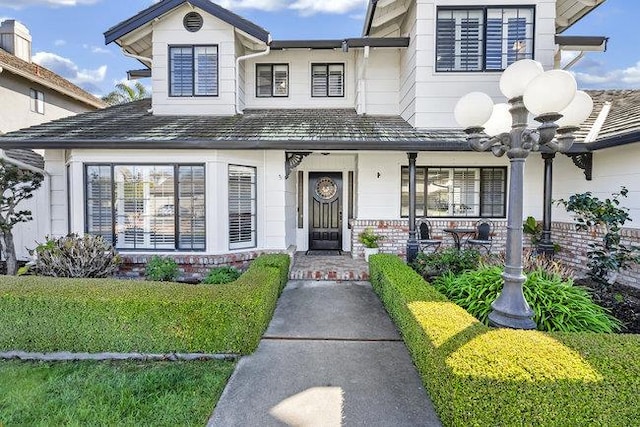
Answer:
118, 249, 288, 281
351, 219, 640, 289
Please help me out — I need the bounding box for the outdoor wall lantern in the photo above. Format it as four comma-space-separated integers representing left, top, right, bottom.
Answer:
454, 59, 593, 330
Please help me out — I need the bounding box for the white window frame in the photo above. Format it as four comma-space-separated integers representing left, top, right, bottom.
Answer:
30, 89, 44, 114
228, 165, 257, 250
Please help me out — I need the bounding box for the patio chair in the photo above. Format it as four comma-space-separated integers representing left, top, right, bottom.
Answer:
465, 220, 493, 254
416, 218, 441, 253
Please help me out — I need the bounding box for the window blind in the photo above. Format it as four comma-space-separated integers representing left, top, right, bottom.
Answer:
228, 165, 257, 249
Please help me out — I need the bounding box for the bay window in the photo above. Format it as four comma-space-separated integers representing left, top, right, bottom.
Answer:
85, 164, 205, 251
436, 7, 534, 72
401, 166, 507, 218
228, 165, 257, 249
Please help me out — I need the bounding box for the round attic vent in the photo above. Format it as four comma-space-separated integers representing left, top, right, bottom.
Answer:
184, 12, 203, 32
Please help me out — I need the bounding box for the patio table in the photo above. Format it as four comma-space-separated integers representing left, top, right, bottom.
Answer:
443, 228, 476, 250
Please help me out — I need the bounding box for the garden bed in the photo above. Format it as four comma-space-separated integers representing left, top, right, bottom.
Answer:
577, 278, 640, 334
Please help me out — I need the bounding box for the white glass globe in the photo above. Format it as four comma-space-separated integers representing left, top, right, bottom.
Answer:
454, 92, 495, 128
483, 103, 512, 137
499, 59, 544, 100
556, 90, 594, 127
523, 69, 577, 116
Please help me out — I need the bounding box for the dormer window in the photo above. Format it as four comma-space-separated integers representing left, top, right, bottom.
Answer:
436, 6, 534, 72
169, 45, 218, 97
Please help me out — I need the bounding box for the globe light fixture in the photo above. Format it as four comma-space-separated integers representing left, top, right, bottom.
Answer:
454, 59, 593, 330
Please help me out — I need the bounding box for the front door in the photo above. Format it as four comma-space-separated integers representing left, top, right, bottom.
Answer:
309, 172, 342, 250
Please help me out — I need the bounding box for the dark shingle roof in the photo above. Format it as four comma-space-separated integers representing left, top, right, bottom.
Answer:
5, 149, 44, 169
0, 48, 105, 109
579, 90, 640, 144
0, 99, 468, 151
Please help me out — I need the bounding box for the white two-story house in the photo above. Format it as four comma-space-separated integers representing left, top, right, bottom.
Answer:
1, 0, 637, 284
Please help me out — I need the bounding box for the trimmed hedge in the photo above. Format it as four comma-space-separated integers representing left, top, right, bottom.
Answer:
0, 254, 290, 355
369, 254, 640, 426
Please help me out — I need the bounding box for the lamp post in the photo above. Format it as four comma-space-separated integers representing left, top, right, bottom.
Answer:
454, 59, 593, 329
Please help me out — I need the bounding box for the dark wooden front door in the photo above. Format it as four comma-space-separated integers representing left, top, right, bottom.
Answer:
309, 172, 342, 250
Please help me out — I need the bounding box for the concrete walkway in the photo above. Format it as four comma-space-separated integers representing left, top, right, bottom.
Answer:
209, 281, 441, 427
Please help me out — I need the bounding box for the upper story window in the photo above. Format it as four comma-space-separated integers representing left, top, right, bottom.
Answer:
30, 89, 44, 114
169, 45, 218, 97
436, 7, 534, 72
256, 64, 289, 97
311, 63, 344, 97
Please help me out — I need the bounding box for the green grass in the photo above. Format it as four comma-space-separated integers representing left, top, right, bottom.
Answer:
0, 360, 235, 426
369, 254, 640, 426
0, 254, 290, 355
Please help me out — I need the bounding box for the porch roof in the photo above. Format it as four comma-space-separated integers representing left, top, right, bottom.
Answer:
580, 90, 640, 149
0, 99, 469, 151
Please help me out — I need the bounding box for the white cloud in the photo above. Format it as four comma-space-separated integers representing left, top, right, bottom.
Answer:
0, 0, 100, 9
570, 58, 640, 89
215, 0, 365, 15
54, 39, 66, 46
32, 51, 107, 92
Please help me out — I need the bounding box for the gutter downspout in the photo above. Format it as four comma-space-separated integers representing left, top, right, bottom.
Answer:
235, 35, 272, 114
121, 48, 153, 67
0, 150, 52, 237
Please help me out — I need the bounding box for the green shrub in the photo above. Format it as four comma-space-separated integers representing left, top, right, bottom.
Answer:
33, 234, 121, 278
144, 256, 179, 282
358, 227, 384, 248
369, 254, 640, 426
410, 248, 480, 278
203, 266, 241, 285
0, 254, 290, 355
483, 249, 574, 280
433, 266, 620, 333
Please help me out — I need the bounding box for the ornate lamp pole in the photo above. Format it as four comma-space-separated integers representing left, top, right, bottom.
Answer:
454, 59, 593, 329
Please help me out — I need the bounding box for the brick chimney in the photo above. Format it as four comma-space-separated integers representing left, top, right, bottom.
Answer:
0, 20, 32, 63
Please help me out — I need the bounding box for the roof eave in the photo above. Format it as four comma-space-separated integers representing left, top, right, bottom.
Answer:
0, 61, 106, 109
362, 0, 378, 36
0, 138, 468, 152
104, 0, 269, 45
270, 37, 409, 50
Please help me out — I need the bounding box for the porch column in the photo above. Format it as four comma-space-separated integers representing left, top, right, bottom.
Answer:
406, 152, 419, 262
538, 153, 555, 256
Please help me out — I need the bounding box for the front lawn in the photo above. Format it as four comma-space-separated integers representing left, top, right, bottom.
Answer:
0, 254, 290, 355
0, 360, 234, 426
370, 254, 640, 426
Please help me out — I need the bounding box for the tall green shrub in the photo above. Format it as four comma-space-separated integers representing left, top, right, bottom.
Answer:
557, 187, 640, 283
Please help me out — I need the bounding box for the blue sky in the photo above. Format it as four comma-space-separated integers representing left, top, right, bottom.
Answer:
0, 0, 637, 96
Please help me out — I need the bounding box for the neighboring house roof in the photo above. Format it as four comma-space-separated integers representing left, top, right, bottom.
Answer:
104, 0, 270, 45
0, 48, 105, 110
3, 148, 44, 170
0, 99, 468, 151
579, 90, 640, 149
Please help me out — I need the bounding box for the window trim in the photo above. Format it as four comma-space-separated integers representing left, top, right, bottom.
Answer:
400, 165, 508, 219
255, 63, 290, 98
435, 5, 536, 73
168, 44, 219, 97
228, 164, 258, 250
310, 63, 345, 98
83, 163, 207, 252
30, 88, 45, 114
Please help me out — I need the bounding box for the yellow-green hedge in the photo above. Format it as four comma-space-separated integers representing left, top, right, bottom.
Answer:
0, 254, 290, 355
369, 254, 640, 426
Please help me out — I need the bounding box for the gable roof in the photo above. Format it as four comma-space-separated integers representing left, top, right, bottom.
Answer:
0, 48, 105, 109
0, 99, 468, 151
578, 90, 640, 149
104, 0, 270, 45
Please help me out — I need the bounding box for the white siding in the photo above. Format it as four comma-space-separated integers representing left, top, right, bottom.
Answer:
152, 4, 237, 115
552, 144, 640, 227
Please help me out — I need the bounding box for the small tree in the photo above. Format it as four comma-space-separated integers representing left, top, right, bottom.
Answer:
0, 160, 43, 275
557, 187, 640, 283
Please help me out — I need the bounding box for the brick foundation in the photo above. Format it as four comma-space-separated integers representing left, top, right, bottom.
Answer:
118, 250, 287, 281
